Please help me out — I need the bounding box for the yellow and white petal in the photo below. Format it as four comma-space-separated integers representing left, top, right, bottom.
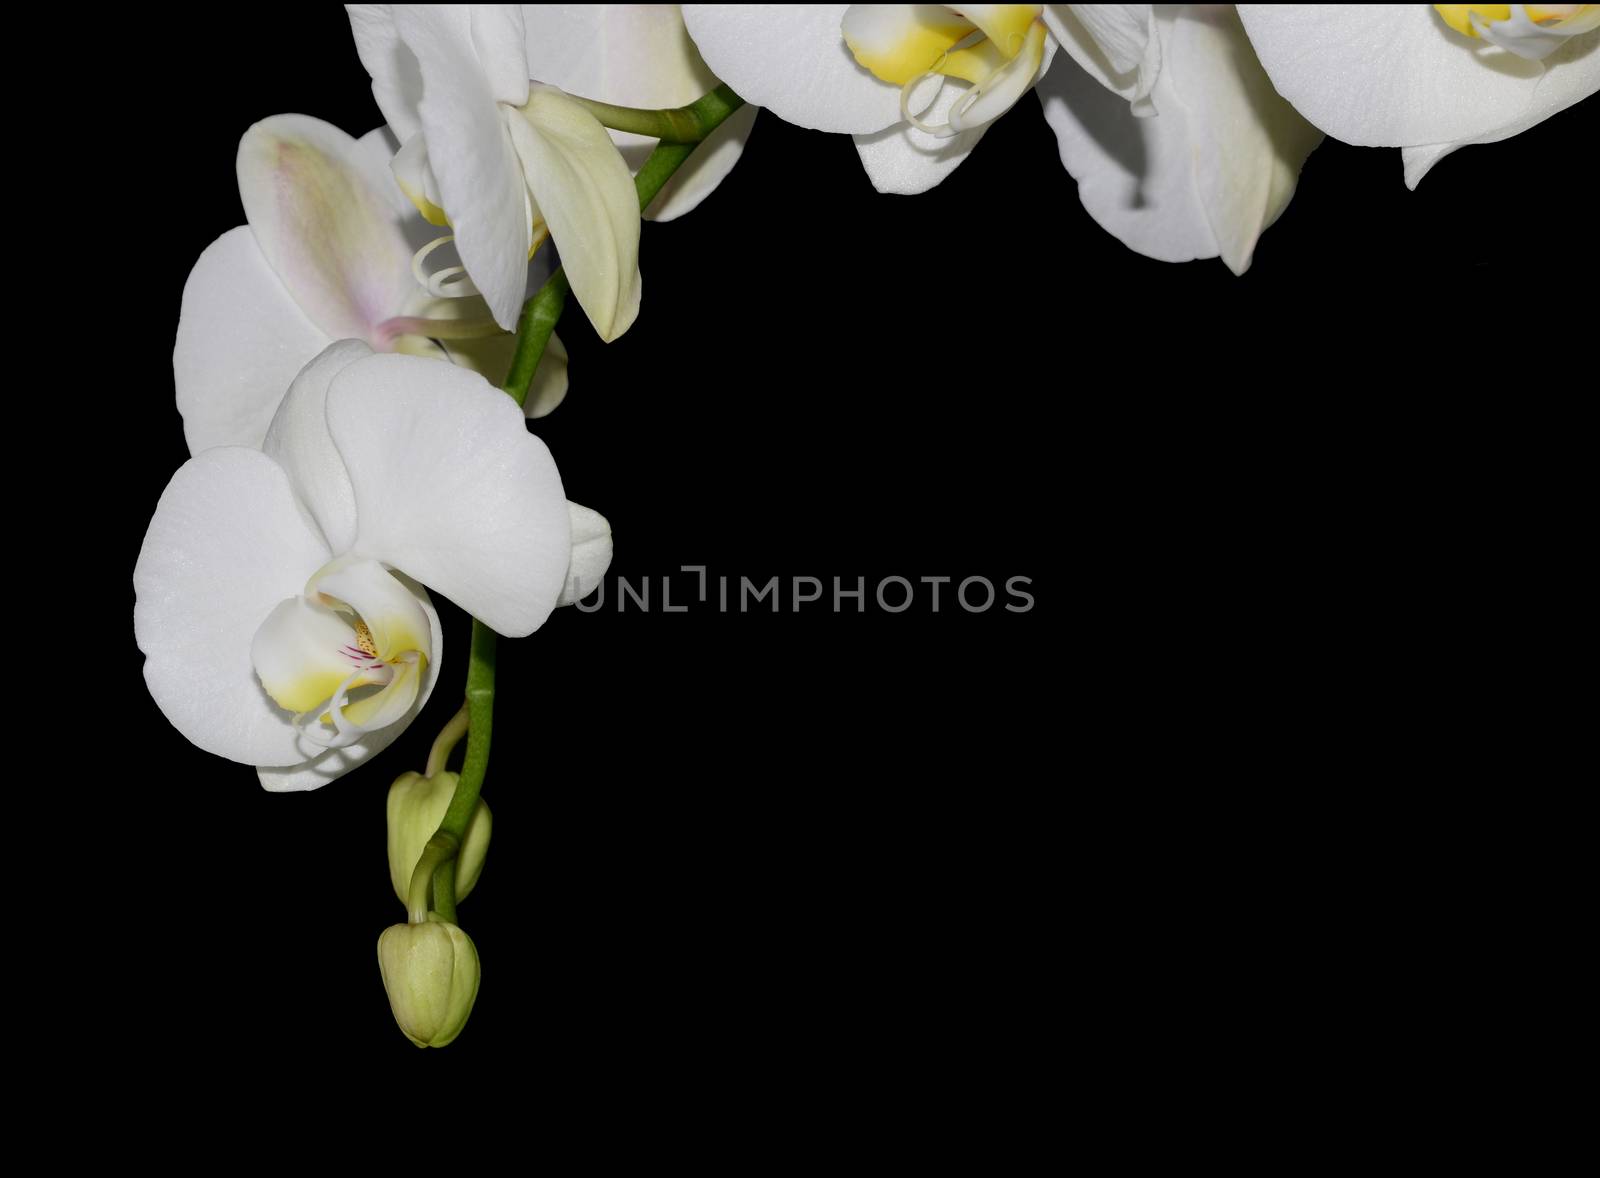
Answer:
258, 578, 443, 793
237, 115, 419, 344
250, 595, 385, 716
842, 4, 977, 85
1402, 26, 1600, 185
327, 354, 572, 638
135, 447, 334, 767
262, 340, 372, 555
392, 5, 532, 330
349, 3, 425, 142
1161, 6, 1321, 276
309, 555, 434, 666
682, 4, 911, 134
1235, 3, 1551, 147
558, 501, 613, 606
390, 133, 451, 228
1045, 3, 1161, 114
506, 87, 642, 343
175, 227, 333, 456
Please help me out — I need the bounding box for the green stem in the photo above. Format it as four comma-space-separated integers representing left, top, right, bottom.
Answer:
426, 704, 470, 778
501, 83, 746, 407
503, 268, 570, 408
426, 620, 497, 921
574, 82, 745, 145
407, 833, 458, 925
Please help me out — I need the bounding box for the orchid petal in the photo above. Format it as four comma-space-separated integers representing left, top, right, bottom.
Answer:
135, 448, 333, 766
250, 595, 385, 715
327, 354, 571, 637
853, 80, 987, 192
559, 501, 613, 606
682, 4, 910, 134
349, 3, 425, 142
236, 114, 418, 344
519, 3, 758, 220
261, 340, 371, 555
175, 227, 332, 456
470, 4, 531, 108
1401, 28, 1600, 185
1162, 7, 1321, 275
1235, 3, 1558, 147
1046, 4, 1161, 113
1039, 19, 1217, 265
392, 5, 532, 330
258, 578, 443, 792
841, 4, 976, 85
506, 87, 642, 342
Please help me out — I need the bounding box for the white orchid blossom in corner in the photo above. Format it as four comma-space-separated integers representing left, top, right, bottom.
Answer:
348, 3, 642, 339
1039, 5, 1323, 275
1236, 4, 1600, 187
136, 343, 581, 792
519, 4, 760, 221
177, 114, 568, 459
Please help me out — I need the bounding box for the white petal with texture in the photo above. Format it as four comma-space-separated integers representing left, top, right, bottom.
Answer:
1039, 21, 1218, 265
683, 4, 908, 133
558, 501, 613, 606
470, 4, 531, 107
350, 4, 425, 142
394, 5, 532, 330
1235, 4, 1551, 147
175, 227, 332, 456
507, 87, 642, 342
327, 354, 571, 637
135, 448, 334, 766
1163, 7, 1321, 275
1046, 3, 1161, 113
1401, 28, 1600, 185
237, 114, 419, 344
262, 340, 372, 555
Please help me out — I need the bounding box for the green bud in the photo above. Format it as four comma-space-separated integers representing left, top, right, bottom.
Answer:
377, 918, 481, 1048
387, 771, 492, 905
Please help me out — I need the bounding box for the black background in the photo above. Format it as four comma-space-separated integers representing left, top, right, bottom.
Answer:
95, 8, 1592, 1105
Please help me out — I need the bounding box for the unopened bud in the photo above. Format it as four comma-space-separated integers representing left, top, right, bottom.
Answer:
377, 918, 481, 1048
387, 771, 492, 905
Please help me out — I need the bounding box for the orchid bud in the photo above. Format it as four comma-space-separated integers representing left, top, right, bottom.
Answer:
377, 918, 481, 1048
387, 771, 492, 905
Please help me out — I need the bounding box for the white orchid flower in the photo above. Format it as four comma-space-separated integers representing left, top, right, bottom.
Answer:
679, 5, 1182, 193
681, 4, 1063, 192
348, 3, 642, 339
1039, 5, 1323, 274
1236, 4, 1600, 187
519, 4, 760, 220
135, 343, 575, 792
177, 114, 568, 460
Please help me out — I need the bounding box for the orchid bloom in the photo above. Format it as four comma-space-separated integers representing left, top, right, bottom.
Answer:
1236, 4, 1600, 187
519, 4, 759, 221
680, 4, 1057, 192
348, 3, 642, 339
1038, 5, 1323, 274
177, 114, 568, 460
136, 343, 580, 792
679, 5, 1185, 194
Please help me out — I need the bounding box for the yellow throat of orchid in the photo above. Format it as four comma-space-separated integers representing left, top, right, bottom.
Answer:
842, 4, 1048, 138
251, 555, 433, 749
1433, 4, 1600, 57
